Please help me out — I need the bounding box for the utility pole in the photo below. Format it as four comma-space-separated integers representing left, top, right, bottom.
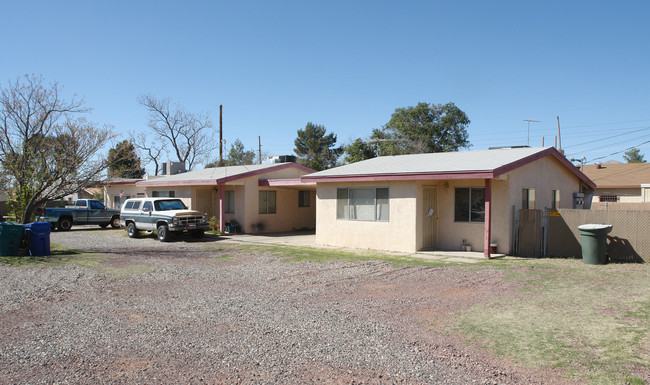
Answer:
557, 116, 562, 151
218, 105, 224, 167
258, 136, 262, 164
523, 119, 540, 146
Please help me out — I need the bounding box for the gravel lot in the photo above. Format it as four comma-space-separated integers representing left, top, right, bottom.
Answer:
0, 227, 571, 384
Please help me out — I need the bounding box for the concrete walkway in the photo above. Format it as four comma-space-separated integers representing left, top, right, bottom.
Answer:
219, 231, 506, 263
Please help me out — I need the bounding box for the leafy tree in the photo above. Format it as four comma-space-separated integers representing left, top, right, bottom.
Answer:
0, 74, 113, 223
343, 138, 378, 163
294, 122, 342, 171
623, 147, 646, 163
377, 102, 470, 155
138, 94, 215, 171
107, 140, 145, 178
225, 139, 256, 166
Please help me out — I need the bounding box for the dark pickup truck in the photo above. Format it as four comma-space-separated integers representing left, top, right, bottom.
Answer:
39, 199, 121, 231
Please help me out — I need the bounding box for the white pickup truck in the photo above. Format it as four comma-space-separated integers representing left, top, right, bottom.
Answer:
119, 197, 210, 242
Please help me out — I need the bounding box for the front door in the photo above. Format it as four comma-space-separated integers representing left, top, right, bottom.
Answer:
422, 186, 438, 250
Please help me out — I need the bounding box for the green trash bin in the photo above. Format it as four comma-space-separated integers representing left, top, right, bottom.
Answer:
578, 224, 613, 265
0, 222, 25, 256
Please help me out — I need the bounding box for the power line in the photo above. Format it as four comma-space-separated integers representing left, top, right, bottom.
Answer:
562, 126, 650, 149
586, 140, 650, 163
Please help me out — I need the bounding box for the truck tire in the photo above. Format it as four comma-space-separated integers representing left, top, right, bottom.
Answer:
110, 216, 121, 229
57, 217, 73, 231
126, 222, 139, 238
157, 224, 170, 242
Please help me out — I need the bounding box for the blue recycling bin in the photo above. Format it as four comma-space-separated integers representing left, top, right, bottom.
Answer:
0, 222, 24, 256
24, 222, 51, 256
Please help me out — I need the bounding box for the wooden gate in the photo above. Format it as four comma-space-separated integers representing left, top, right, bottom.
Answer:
513, 209, 547, 257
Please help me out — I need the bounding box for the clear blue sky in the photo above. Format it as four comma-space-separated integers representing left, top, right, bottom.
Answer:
3, 0, 650, 171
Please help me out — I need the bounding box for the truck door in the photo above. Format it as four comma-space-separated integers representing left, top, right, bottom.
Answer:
88, 200, 109, 223
141, 201, 155, 230
75, 200, 90, 222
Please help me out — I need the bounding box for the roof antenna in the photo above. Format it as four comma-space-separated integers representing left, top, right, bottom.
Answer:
523, 119, 540, 146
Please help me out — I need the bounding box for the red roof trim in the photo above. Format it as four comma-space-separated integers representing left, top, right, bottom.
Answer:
492, 147, 596, 190
259, 178, 317, 187
216, 163, 315, 184
104, 179, 145, 186
136, 179, 218, 187
302, 171, 495, 183
136, 163, 316, 187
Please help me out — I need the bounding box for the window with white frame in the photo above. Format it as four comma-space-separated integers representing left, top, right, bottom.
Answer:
225, 190, 235, 214
336, 187, 389, 221
298, 190, 310, 207
259, 191, 276, 214
454, 187, 485, 222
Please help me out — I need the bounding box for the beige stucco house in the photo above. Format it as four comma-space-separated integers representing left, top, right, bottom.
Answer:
302, 147, 595, 257
104, 163, 316, 233
581, 162, 650, 210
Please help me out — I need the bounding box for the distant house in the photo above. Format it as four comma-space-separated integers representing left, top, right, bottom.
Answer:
61, 186, 103, 204
302, 147, 595, 256
581, 162, 650, 209
103, 178, 147, 209
104, 163, 316, 233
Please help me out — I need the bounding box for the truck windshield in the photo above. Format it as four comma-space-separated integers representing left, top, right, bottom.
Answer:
154, 199, 187, 211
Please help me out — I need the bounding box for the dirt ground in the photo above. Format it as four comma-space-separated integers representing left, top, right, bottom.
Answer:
0, 229, 578, 384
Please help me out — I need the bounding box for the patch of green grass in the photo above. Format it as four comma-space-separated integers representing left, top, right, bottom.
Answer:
211, 254, 235, 262
626, 376, 647, 385
449, 258, 650, 385
0, 244, 103, 268
0, 244, 157, 278
243, 243, 497, 268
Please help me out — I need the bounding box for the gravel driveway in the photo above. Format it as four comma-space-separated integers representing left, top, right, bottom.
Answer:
0, 227, 570, 384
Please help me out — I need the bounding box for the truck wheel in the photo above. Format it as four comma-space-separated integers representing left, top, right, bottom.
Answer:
127, 222, 139, 238
110, 216, 121, 229
191, 229, 205, 238
57, 217, 72, 231
157, 224, 170, 242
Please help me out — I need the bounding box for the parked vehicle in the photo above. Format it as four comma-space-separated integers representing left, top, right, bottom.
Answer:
39, 199, 121, 231
119, 198, 209, 242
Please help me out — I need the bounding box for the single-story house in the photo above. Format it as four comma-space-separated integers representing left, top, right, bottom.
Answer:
581, 162, 650, 210
302, 147, 596, 257
104, 163, 316, 233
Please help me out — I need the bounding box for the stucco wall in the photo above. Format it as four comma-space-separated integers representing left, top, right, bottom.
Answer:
433, 179, 509, 253
314, 156, 586, 255
505, 156, 581, 211
316, 181, 418, 253
235, 168, 316, 234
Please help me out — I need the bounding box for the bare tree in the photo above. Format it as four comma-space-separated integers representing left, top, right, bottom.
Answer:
0, 74, 114, 222
137, 94, 215, 171
131, 131, 166, 176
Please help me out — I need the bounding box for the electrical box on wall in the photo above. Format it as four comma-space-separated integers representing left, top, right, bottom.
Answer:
573, 192, 584, 209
